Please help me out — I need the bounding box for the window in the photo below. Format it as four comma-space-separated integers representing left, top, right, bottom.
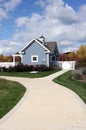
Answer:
33, 57, 37, 61
31, 55, 38, 62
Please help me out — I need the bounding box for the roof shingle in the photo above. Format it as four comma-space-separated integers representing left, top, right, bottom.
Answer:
45, 42, 57, 53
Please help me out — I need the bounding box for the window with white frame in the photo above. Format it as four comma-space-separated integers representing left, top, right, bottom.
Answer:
31, 55, 38, 62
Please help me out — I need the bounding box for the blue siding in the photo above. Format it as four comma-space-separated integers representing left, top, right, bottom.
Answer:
22, 42, 49, 66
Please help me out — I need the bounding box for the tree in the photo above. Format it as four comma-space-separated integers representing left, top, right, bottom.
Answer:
0, 55, 4, 62
67, 52, 76, 61
0, 55, 12, 62
59, 52, 76, 61
76, 45, 86, 64
59, 53, 67, 61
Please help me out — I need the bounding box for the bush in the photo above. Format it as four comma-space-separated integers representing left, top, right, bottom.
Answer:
82, 69, 86, 75
14, 64, 23, 72
34, 65, 56, 71
72, 73, 82, 80
6, 64, 57, 72
76, 62, 86, 68
38, 65, 49, 71
2, 67, 8, 72
0, 67, 7, 72
7, 66, 15, 72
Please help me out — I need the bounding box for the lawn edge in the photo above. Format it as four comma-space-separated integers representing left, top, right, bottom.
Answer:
0, 78, 28, 124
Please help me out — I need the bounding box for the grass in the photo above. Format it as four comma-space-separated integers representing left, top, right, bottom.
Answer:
0, 78, 26, 119
0, 69, 60, 118
53, 71, 86, 103
0, 69, 59, 78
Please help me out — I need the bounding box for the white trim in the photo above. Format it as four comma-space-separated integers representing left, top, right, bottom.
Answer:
31, 55, 38, 62
20, 39, 35, 53
20, 38, 50, 54
46, 54, 49, 66
12, 54, 23, 63
35, 39, 50, 53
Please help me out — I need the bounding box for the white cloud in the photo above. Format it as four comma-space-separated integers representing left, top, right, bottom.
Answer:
0, 40, 12, 54
63, 46, 78, 53
0, 47, 12, 55
60, 41, 72, 46
0, 8, 7, 21
57, 4, 78, 24
1, 0, 86, 54
10, 41, 21, 46
16, 17, 29, 27
0, 0, 21, 21
35, 0, 46, 8
13, 0, 86, 53
0, 40, 22, 55
44, 0, 78, 25
4, 0, 21, 12
16, 13, 42, 28
78, 5, 86, 20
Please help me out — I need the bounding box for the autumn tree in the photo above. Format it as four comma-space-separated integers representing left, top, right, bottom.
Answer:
67, 52, 76, 61
59, 52, 76, 61
76, 45, 86, 65
59, 53, 67, 61
0, 55, 4, 62
0, 55, 13, 62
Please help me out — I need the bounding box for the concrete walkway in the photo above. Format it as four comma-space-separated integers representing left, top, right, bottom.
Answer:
0, 70, 86, 130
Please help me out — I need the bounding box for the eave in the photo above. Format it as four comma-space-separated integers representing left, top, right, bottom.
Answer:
20, 38, 50, 54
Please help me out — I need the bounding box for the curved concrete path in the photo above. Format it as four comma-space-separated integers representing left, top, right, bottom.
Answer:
0, 70, 86, 130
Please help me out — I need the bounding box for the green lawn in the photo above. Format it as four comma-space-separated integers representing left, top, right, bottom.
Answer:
53, 71, 86, 103
0, 69, 60, 118
0, 69, 59, 78
0, 78, 26, 119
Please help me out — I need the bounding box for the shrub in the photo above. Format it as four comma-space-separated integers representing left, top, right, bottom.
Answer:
82, 69, 86, 75
7, 66, 15, 72
39, 65, 48, 71
1, 67, 7, 72
14, 64, 24, 72
76, 62, 86, 68
72, 73, 82, 80
0, 67, 7, 72
3, 64, 58, 72
34, 65, 56, 71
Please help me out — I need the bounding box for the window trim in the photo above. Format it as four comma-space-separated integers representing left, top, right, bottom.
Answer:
31, 55, 38, 62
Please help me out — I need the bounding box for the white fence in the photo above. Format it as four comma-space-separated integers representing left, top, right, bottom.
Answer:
0, 61, 76, 70
0, 62, 17, 68
58, 61, 76, 70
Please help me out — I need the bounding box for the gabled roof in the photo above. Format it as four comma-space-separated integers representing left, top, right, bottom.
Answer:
20, 37, 58, 54
20, 38, 50, 54
45, 42, 57, 53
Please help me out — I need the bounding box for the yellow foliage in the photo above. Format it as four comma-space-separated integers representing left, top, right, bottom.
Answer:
76, 45, 86, 61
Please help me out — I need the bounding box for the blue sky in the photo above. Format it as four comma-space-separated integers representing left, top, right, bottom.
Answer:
64, 0, 86, 10
0, 0, 86, 55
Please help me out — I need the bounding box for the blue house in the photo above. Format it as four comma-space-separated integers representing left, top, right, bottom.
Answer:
19, 36, 59, 66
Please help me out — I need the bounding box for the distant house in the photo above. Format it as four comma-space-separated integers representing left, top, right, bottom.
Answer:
18, 36, 59, 67
0, 36, 76, 70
